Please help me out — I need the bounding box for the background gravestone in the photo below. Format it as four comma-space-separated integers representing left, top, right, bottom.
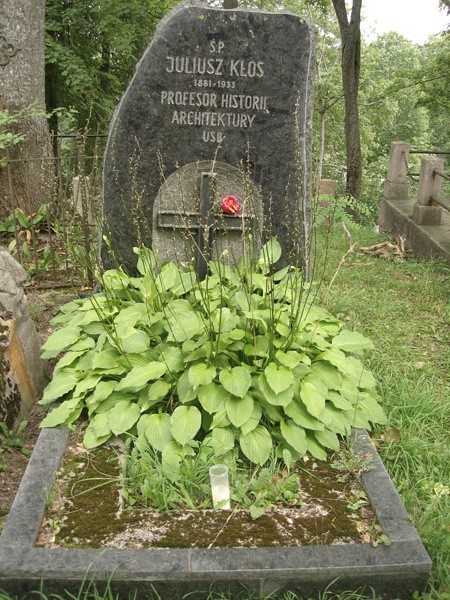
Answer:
102, 0, 315, 274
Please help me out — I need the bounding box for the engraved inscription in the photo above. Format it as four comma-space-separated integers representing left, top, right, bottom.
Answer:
161, 38, 270, 143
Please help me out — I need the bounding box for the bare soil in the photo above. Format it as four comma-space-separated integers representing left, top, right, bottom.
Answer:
0, 286, 79, 533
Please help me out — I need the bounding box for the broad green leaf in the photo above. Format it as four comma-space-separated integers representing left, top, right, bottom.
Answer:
41, 327, 81, 358
258, 395, 283, 422
240, 403, 262, 435
350, 408, 371, 429
356, 393, 387, 424
210, 306, 239, 333
166, 300, 204, 342
310, 361, 342, 390
70, 336, 96, 353
243, 310, 268, 334
306, 434, 328, 460
177, 371, 197, 403
171, 270, 196, 296
227, 328, 246, 341
135, 245, 157, 275
275, 322, 291, 338
358, 368, 377, 390
284, 401, 324, 431
341, 377, 360, 403
114, 303, 148, 331
170, 405, 202, 445
92, 346, 122, 370
258, 237, 282, 268
332, 330, 374, 354
275, 350, 302, 369
210, 408, 231, 428
74, 350, 96, 372
95, 391, 133, 414
40, 398, 82, 428
188, 363, 216, 388
219, 366, 252, 397
107, 400, 141, 435
258, 373, 293, 407
85, 380, 117, 414
83, 412, 112, 449
40, 372, 78, 405
147, 380, 172, 403
141, 271, 158, 301
155, 261, 178, 292
326, 391, 353, 411
211, 426, 235, 453
320, 404, 353, 435
225, 394, 254, 428
315, 429, 340, 452
73, 374, 102, 398
341, 357, 377, 390
121, 329, 150, 354
82, 322, 106, 336
264, 362, 294, 395
159, 345, 184, 372
162, 440, 183, 481
280, 419, 308, 455
244, 335, 269, 358
317, 348, 347, 371
119, 352, 154, 369
115, 362, 167, 392
239, 425, 272, 465
138, 413, 172, 451
53, 351, 82, 370
234, 290, 252, 311
198, 382, 228, 414
300, 375, 328, 419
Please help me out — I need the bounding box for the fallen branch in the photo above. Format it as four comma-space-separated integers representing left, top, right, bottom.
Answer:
360, 236, 406, 261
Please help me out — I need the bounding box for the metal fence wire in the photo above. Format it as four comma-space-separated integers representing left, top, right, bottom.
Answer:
0, 132, 107, 287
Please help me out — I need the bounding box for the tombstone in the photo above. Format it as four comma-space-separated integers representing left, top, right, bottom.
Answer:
0, 247, 43, 429
102, 0, 315, 275
72, 175, 93, 225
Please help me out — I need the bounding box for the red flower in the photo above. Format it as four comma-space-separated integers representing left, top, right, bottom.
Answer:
221, 195, 241, 215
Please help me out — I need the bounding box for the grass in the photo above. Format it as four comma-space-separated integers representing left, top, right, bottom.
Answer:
314, 223, 450, 598
1, 222, 449, 599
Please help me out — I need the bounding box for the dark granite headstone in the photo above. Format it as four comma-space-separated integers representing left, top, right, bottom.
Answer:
102, 0, 315, 274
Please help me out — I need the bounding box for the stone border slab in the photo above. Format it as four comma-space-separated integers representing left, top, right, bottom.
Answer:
0, 427, 431, 599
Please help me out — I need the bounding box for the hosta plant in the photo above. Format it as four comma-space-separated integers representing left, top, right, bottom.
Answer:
40, 238, 386, 480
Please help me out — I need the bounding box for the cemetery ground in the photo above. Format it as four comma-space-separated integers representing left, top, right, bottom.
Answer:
0, 223, 449, 599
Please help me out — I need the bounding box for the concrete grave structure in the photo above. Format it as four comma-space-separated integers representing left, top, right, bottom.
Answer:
0, 428, 432, 598
102, 0, 315, 275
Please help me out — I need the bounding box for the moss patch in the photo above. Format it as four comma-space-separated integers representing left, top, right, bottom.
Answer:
38, 439, 382, 549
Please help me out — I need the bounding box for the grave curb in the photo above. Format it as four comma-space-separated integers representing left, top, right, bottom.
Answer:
0, 427, 432, 599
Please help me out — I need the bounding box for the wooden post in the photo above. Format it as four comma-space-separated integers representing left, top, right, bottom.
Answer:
413, 157, 443, 226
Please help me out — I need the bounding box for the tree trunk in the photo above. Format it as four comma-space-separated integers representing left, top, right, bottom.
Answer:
332, 0, 362, 202
0, 0, 52, 218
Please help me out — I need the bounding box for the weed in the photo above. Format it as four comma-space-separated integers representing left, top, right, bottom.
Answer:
0, 421, 30, 457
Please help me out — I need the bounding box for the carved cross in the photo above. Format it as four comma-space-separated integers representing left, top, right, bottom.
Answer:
156, 172, 253, 280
